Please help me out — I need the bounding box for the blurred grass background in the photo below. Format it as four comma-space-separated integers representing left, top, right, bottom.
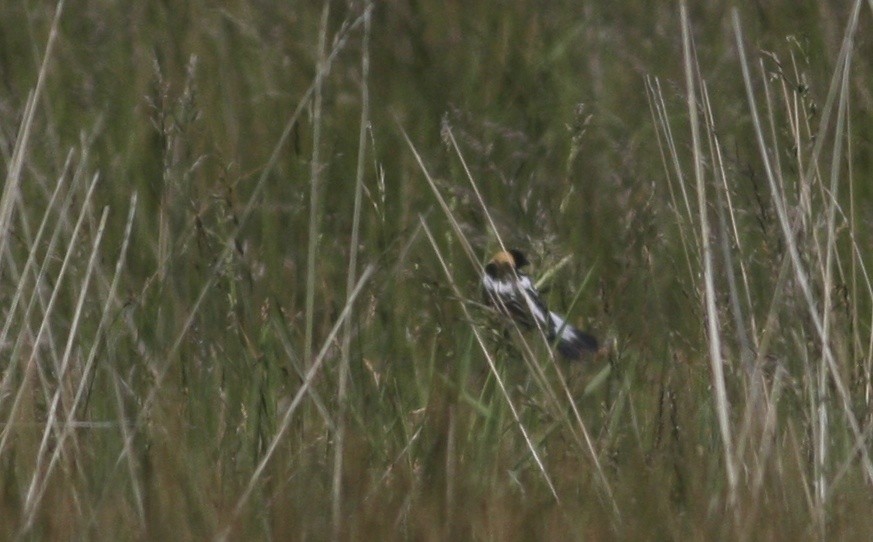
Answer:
1, 0, 872, 539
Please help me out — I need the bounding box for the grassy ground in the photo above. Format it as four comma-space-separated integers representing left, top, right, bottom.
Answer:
2, 0, 873, 539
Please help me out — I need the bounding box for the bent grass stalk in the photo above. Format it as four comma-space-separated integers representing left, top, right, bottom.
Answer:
23, 206, 110, 527
219, 264, 375, 541
333, 3, 374, 539
681, 1, 737, 504
408, 122, 620, 518
419, 219, 560, 503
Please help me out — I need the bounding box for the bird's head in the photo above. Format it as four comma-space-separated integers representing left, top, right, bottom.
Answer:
484, 249, 529, 278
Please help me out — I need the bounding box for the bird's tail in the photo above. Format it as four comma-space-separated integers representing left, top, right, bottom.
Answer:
548, 312, 599, 361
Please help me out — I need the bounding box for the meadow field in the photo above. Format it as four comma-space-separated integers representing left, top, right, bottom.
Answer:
1, 0, 873, 539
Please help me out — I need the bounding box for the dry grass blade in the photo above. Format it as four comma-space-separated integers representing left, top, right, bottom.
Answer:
304, 3, 331, 371
333, 3, 374, 539
219, 264, 375, 541
413, 120, 620, 521
5, 1, 873, 538
419, 218, 561, 503
98, 8, 372, 489
645, 76, 700, 281
732, 7, 873, 493
22, 206, 109, 528
0, 153, 71, 392
24, 193, 139, 528
680, 1, 737, 503
0, 0, 65, 276
0, 171, 101, 456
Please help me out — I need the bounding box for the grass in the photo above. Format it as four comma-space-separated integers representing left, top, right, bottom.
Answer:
1, 0, 873, 539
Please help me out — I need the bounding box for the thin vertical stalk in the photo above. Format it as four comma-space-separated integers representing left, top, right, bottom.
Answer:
681, 1, 738, 503
0, 0, 65, 277
304, 3, 330, 368
23, 206, 110, 529
0, 172, 101, 456
219, 266, 375, 542
733, 7, 873, 498
332, 4, 373, 540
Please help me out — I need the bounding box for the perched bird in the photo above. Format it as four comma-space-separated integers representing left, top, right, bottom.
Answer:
482, 249, 598, 360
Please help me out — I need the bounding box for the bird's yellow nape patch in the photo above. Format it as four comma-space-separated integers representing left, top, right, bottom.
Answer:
490, 251, 515, 266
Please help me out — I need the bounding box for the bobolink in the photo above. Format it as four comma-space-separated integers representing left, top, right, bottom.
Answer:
482, 249, 598, 361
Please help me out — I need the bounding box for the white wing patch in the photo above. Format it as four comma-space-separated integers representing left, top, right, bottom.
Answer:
482, 264, 599, 360
516, 276, 549, 328
483, 272, 549, 329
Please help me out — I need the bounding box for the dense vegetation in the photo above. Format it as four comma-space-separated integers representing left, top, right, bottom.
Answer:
1, 0, 872, 539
